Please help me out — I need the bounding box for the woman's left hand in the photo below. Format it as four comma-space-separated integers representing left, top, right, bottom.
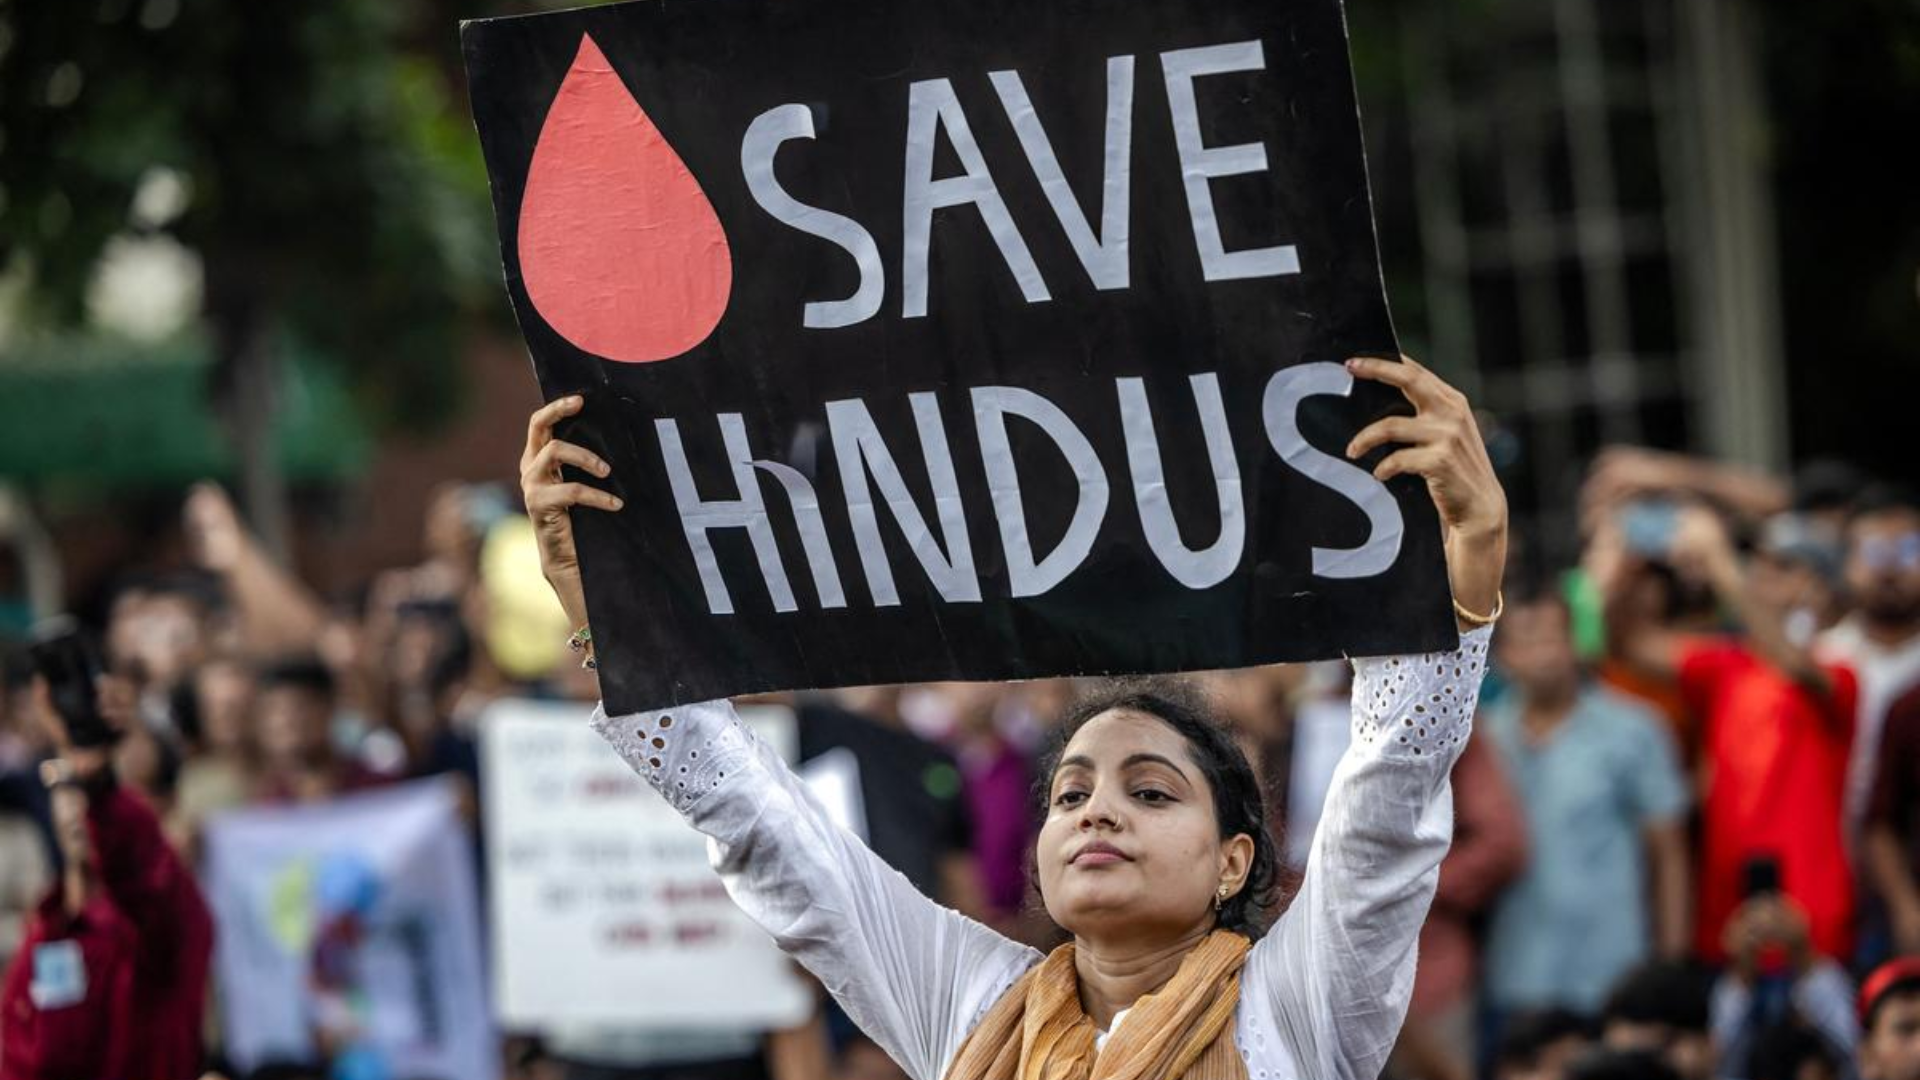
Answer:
1343, 355, 1508, 624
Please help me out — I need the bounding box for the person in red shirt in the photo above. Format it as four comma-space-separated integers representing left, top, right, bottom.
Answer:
1610, 506, 1858, 963
1, 660, 213, 1080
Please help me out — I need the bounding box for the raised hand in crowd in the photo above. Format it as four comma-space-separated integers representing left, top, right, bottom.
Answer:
1601, 501, 1836, 696
1680, 507, 1838, 694
183, 482, 331, 657
1580, 445, 1789, 533
29, 670, 131, 914
4, 650, 213, 1080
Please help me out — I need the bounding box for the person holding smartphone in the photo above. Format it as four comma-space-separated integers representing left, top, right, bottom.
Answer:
1603, 505, 1859, 965
0, 631, 213, 1080
1708, 870, 1859, 1080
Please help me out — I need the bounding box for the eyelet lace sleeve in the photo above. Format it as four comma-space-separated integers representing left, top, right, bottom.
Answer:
1349, 627, 1490, 759
587, 698, 1039, 1080
591, 701, 759, 817
1240, 625, 1493, 1080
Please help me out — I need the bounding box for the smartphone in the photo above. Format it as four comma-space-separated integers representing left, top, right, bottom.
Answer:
27, 626, 117, 749
1622, 499, 1679, 559
1742, 853, 1782, 898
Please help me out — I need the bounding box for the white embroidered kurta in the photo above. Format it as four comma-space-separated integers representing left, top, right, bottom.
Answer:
591, 627, 1491, 1080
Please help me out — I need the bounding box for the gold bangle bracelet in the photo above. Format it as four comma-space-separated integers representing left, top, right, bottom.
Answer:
1452, 590, 1504, 627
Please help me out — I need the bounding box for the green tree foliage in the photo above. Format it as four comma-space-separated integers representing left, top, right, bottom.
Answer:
0, 0, 500, 434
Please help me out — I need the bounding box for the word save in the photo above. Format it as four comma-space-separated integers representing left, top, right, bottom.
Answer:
741, 40, 1300, 327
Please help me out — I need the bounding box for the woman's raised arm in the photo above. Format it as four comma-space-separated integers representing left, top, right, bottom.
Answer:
1243, 356, 1507, 1078
1342, 355, 1509, 627
521, 396, 1041, 1080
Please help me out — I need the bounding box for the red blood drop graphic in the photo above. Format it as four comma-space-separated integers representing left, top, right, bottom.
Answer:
517, 34, 732, 363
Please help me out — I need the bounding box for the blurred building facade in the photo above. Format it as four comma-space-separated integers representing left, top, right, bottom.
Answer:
1381, 0, 1786, 556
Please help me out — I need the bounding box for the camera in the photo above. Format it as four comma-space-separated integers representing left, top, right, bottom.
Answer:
27, 622, 120, 750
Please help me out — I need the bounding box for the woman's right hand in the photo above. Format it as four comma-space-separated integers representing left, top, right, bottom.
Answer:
520, 395, 624, 629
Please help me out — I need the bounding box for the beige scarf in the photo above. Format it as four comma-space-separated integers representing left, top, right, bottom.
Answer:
942, 931, 1252, 1080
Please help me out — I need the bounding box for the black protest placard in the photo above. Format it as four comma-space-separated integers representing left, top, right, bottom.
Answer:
463, 0, 1456, 713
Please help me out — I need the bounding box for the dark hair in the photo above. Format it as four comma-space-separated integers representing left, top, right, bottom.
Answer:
1602, 960, 1712, 1033
145, 729, 184, 801
1503, 562, 1571, 621
169, 677, 204, 747
1033, 677, 1280, 938
427, 624, 474, 703
1866, 974, 1920, 1033
1850, 482, 1920, 524
1792, 459, 1868, 515
1746, 1020, 1842, 1080
1567, 1049, 1682, 1080
255, 657, 336, 701
1497, 1008, 1594, 1069
107, 568, 226, 618
1, 647, 35, 693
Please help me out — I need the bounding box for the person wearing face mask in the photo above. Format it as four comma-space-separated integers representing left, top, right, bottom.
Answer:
517, 354, 1508, 1080
1607, 506, 1858, 966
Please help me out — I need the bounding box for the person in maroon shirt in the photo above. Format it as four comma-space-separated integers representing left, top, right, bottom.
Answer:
1, 667, 213, 1080
1868, 685, 1920, 956
1392, 733, 1530, 1080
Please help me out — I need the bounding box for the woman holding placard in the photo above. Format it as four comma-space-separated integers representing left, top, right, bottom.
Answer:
519, 355, 1507, 1080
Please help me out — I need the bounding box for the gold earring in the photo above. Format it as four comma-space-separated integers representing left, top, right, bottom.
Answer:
1214, 884, 1230, 912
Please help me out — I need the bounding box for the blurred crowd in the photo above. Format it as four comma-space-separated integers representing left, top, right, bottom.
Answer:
2, 444, 1919, 1080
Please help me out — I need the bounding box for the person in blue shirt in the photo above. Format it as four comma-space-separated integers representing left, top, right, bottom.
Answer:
1485, 580, 1693, 1018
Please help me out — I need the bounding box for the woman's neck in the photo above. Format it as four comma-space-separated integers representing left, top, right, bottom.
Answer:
1072, 922, 1212, 1030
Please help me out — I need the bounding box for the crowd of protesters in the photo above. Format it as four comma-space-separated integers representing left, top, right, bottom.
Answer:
1, 442, 1919, 1080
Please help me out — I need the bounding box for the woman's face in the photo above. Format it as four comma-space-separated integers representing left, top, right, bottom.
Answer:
1037, 709, 1252, 942
195, 661, 255, 755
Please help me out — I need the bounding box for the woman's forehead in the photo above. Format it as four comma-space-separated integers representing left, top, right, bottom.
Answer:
1058, 708, 1194, 766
